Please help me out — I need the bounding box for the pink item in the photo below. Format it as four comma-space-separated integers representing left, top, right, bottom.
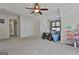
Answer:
66, 31, 74, 40
74, 33, 79, 41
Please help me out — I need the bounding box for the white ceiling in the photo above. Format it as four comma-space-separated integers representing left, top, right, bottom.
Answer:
0, 3, 79, 16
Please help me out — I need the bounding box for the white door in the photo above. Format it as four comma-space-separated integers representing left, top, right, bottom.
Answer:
34, 21, 40, 37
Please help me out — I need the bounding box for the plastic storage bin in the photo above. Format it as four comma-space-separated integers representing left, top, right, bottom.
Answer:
52, 34, 60, 42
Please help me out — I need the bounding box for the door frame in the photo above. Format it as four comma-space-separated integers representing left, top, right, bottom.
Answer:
9, 16, 20, 39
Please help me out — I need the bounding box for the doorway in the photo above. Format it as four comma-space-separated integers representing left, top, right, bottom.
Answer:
9, 19, 17, 38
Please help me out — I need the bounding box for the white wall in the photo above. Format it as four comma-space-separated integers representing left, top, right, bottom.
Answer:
33, 15, 58, 36
61, 7, 79, 42
0, 11, 41, 39
0, 13, 18, 39
0, 14, 9, 39
40, 16, 50, 35
20, 15, 52, 37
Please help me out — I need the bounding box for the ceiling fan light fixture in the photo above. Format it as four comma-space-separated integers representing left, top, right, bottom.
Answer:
25, 3, 48, 15
36, 5, 39, 9
34, 9, 39, 13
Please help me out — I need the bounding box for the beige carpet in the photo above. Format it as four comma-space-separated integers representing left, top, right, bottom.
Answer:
0, 37, 79, 55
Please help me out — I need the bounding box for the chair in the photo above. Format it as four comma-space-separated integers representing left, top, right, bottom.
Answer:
42, 32, 52, 41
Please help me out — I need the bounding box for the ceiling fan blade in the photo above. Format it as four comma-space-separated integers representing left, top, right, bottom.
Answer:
39, 11, 42, 15
31, 11, 34, 14
25, 7, 33, 10
40, 8, 48, 10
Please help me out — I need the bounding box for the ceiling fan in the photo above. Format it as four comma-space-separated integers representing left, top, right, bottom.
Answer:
25, 3, 48, 15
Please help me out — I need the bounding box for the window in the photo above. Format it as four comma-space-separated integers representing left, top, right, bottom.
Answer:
50, 20, 61, 34
56, 22, 60, 26
52, 22, 55, 26
52, 28, 56, 31
56, 27, 60, 31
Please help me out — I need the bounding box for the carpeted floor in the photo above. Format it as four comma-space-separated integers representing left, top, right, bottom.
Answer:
0, 37, 79, 55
